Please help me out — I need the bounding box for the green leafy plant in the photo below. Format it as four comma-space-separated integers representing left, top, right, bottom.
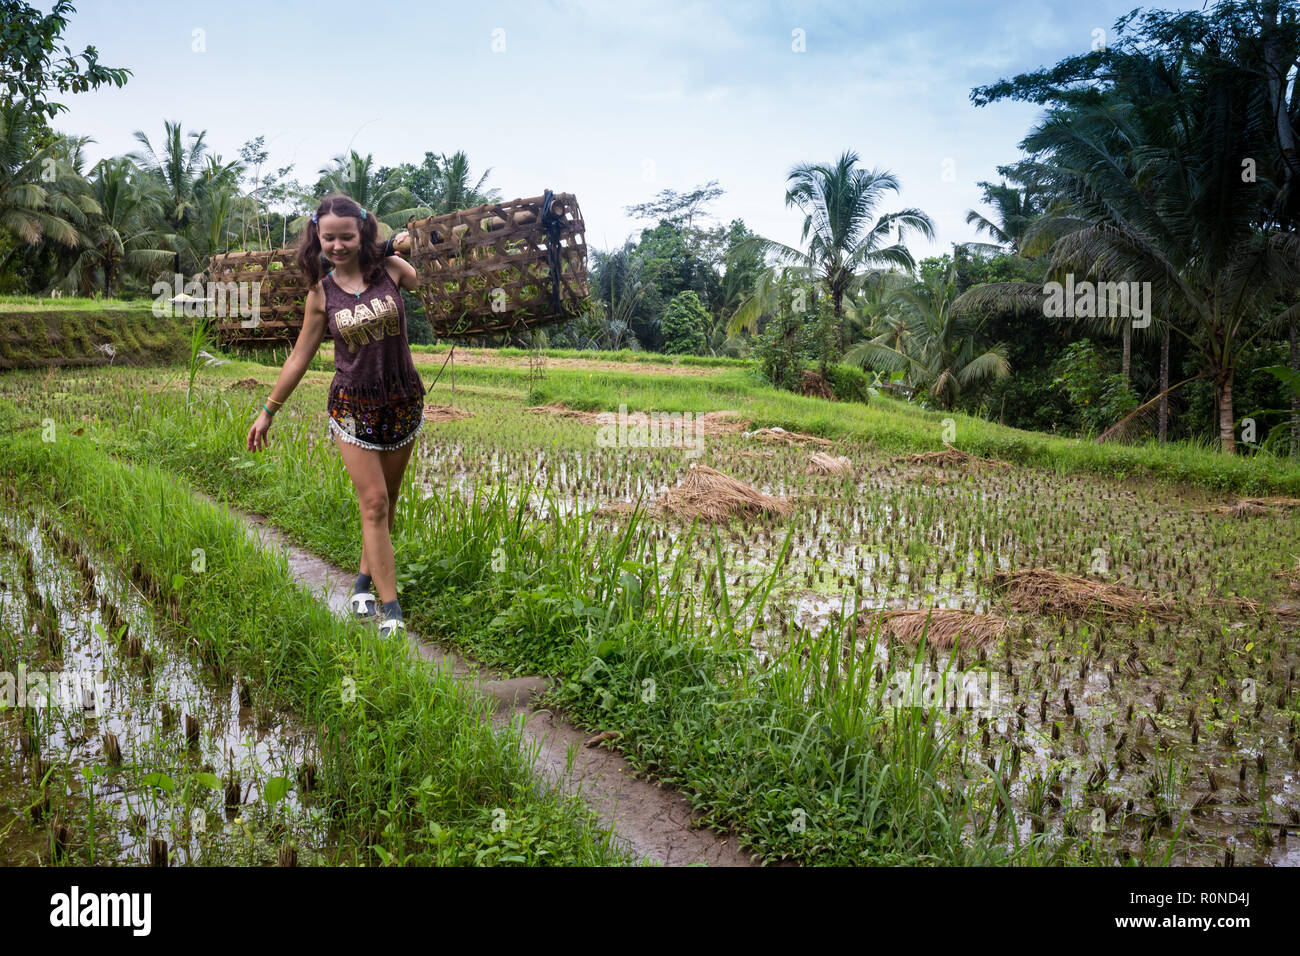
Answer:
185, 321, 228, 406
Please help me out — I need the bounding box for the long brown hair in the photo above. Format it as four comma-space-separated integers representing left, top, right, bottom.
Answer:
295, 193, 386, 288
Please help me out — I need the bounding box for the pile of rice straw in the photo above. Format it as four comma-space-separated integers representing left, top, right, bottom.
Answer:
805, 452, 854, 476
1213, 497, 1300, 517
992, 568, 1179, 622
657, 463, 790, 521
743, 425, 833, 448
858, 607, 1012, 648
894, 444, 1010, 468
423, 404, 472, 422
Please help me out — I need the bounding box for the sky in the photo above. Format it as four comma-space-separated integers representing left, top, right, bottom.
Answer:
49, 0, 1210, 261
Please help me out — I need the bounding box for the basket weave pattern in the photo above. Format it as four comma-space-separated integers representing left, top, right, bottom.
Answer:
207, 248, 310, 346
206, 191, 589, 344
405, 192, 589, 337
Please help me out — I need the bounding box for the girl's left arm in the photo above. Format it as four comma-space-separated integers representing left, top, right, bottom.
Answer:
386, 252, 419, 291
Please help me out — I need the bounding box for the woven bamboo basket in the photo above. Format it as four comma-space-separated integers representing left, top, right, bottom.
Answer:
206, 248, 309, 347
401, 190, 589, 336
207, 190, 589, 346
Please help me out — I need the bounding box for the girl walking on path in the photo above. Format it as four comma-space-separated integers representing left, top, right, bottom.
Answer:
246, 192, 425, 640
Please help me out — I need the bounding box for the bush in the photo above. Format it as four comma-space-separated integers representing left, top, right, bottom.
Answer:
1051, 339, 1139, 435
402, 291, 434, 345
827, 364, 872, 404
660, 290, 707, 355
754, 311, 805, 392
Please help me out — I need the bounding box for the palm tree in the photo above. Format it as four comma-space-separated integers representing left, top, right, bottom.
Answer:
699, 311, 741, 357
311, 150, 428, 237
127, 121, 212, 230
426, 150, 500, 214
127, 121, 246, 274
842, 267, 912, 348
187, 182, 242, 266
845, 261, 1010, 410
728, 151, 934, 361
0, 102, 91, 257
964, 164, 1045, 254
957, 52, 1300, 453
587, 246, 648, 350
52, 157, 175, 296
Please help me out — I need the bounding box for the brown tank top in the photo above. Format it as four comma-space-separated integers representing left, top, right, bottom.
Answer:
322, 268, 425, 404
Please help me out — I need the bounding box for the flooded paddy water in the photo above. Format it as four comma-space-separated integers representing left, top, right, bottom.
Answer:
0, 494, 333, 866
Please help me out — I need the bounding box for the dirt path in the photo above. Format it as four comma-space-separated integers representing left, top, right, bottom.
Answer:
199, 494, 757, 867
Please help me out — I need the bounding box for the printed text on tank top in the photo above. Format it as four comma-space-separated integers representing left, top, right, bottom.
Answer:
328, 270, 401, 352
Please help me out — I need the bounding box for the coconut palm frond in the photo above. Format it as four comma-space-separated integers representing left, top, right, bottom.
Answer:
951, 281, 1045, 316
1097, 374, 1203, 443
956, 346, 1011, 387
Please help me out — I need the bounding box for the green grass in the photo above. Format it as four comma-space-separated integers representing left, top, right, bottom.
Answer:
422, 359, 1300, 494
0, 307, 192, 371
0, 295, 156, 312
409, 344, 743, 368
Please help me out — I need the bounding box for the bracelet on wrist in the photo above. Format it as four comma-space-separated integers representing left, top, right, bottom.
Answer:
262, 403, 277, 417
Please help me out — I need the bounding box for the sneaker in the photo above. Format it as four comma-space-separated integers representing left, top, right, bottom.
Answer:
349, 591, 378, 621
378, 617, 407, 640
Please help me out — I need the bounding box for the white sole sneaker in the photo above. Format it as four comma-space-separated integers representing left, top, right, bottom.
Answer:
349, 591, 377, 621
378, 617, 407, 639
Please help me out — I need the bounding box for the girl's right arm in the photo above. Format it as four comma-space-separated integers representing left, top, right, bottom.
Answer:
247, 285, 329, 452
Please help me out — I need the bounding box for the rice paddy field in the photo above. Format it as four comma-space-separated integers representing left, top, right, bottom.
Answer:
2, 342, 1299, 866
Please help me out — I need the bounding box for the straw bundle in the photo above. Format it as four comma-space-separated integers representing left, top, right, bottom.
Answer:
526, 404, 747, 435
692, 411, 750, 436
743, 425, 833, 448
896, 445, 971, 466
525, 403, 602, 422
895, 444, 1010, 468
799, 370, 834, 399
858, 607, 1012, 649
805, 452, 854, 476
658, 463, 790, 522
1213, 497, 1300, 517
422, 404, 472, 423
992, 568, 1180, 622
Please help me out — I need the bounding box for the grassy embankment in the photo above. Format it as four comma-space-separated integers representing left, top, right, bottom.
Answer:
390, 349, 1300, 495
0, 296, 189, 371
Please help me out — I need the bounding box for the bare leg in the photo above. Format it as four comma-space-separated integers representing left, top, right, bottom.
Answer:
333, 433, 398, 604
358, 437, 417, 580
